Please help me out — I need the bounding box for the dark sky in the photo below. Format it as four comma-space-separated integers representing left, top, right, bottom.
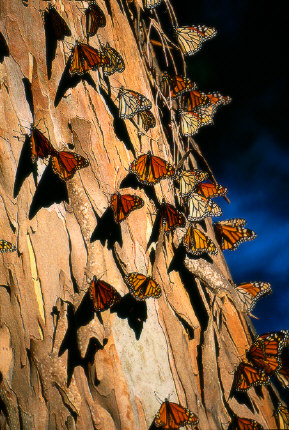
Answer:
171, 0, 289, 333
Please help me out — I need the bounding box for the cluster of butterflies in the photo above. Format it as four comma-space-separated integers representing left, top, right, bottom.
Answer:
1, 1, 287, 429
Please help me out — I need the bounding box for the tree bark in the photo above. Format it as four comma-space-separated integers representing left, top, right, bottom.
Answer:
0, 0, 280, 429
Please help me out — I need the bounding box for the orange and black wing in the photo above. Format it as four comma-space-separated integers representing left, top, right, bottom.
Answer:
233, 362, 270, 391
102, 43, 125, 76
159, 203, 186, 233
214, 219, 257, 250
154, 401, 199, 429
44, 6, 71, 40
195, 182, 228, 199
183, 224, 217, 256
0, 240, 16, 253
228, 416, 263, 430
207, 92, 232, 107
274, 403, 289, 429
118, 88, 152, 119
52, 151, 89, 180
177, 169, 208, 197
0, 32, 9, 62
110, 193, 144, 223
184, 89, 209, 110
137, 110, 156, 132
30, 128, 55, 162
176, 25, 217, 56
69, 42, 109, 75
235, 282, 272, 312
161, 72, 196, 99
130, 152, 175, 185
86, 3, 106, 37
89, 277, 121, 311
125, 272, 161, 300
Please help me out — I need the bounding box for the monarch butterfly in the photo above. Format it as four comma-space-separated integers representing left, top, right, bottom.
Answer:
144, 0, 163, 9
206, 92, 232, 107
177, 169, 208, 197
183, 89, 209, 111
85, 3, 106, 37
176, 25, 217, 56
234, 282, 272, 313
161, 72, 197, 99
187, 193, 222, 221
194, 103, 215, 126
110, 192, 144, 223
179, 110, 201, 136
274, 403, 289, 429
233, 362, 270, 391
0, 240, 16, 253
247, 331, 289, 376
195, 182, 228, 199
130, 151, 175, 185
68, 42, 109, 76
101, 43, 125, 76
276, 351, 289, 388
154, 399, 199, 429
30, 127, 56, 162
51, 151, 89, 180
214, 218, 257, 251
124, 272, 161, 300
228, 416, 263, 430
0, 32, 9, 62
137, 110, 156, 132
118, 87, 152, 119
183, 224, 218, 256
158, 202, 186, 233
89, 276, 121, 311
44, 5, 71, 41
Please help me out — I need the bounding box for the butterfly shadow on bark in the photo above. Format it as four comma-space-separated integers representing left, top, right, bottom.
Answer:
54, 59, 97, 107
14, 134, 37, 198
98, 87, 136, 157
229, 384, 254, 413
120, 173, 159, 208
90, 207, 122, 250
111, 293, 147, 340
29, 159, 68, 219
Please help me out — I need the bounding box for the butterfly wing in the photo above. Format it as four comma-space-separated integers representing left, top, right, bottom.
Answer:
144, 0, 163, 8
30, 128, 55, 162
233, 362, 270, 391
0, 240, 16, 253
195, 103, 215, 126
183, 225, 217, 256
187, 193, 211, 221
275, 403, 289, 429
207, 92, 232, 107
184, 90, 209, 110
176, 25, 217, 56
162, 73, 196, 99
235, 282, 272, 312
86, 3, 106, 36
229, 416, 263, 430
45, 7, 71, 40
180, 110, 201, 136
69, 43, 109, 75
207, 199, 223, 217
102, 43, 125, 76
89, 277, 121, 311
52, 151, 89, 180
159, 203, 186, 233
118, 88, 152, 119
111, 193, 144, 223
214, 219, 257, 250
130, 152, 175, 185
155, 401, 199, 429
195, 182, 228, 198
125, 273, 161, 300
177, 169, 208, 197
137, 110, 156, 132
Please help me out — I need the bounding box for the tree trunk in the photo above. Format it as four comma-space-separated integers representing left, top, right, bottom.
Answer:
0, 0, 280, 429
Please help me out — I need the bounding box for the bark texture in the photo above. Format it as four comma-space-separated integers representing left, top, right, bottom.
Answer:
0, 0, 280, 429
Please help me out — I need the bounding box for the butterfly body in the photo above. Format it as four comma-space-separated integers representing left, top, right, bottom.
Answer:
89, 277, 121, 311
176, 25, 217, 56
86, 3, 106, 37
52, 151, 89, 180
214, 218, 257, 251
137, 110, 156, 132
154, 399, 199, 429
183, 224, 217, 256
0, 240, 16, 253
159, 202, 186, 233
130, 152, 175, 185
118, 87, 152, 119
69, 42, 109, 76
125, 273, 161, 300
110, 193, 144, 223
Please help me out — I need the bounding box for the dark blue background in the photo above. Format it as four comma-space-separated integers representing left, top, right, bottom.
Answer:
172, 0, 289, 333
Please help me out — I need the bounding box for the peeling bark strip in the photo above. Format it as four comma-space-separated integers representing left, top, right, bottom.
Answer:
0, 0, 281, 429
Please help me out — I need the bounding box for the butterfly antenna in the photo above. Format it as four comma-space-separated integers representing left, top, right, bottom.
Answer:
153, 391, 163, 404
